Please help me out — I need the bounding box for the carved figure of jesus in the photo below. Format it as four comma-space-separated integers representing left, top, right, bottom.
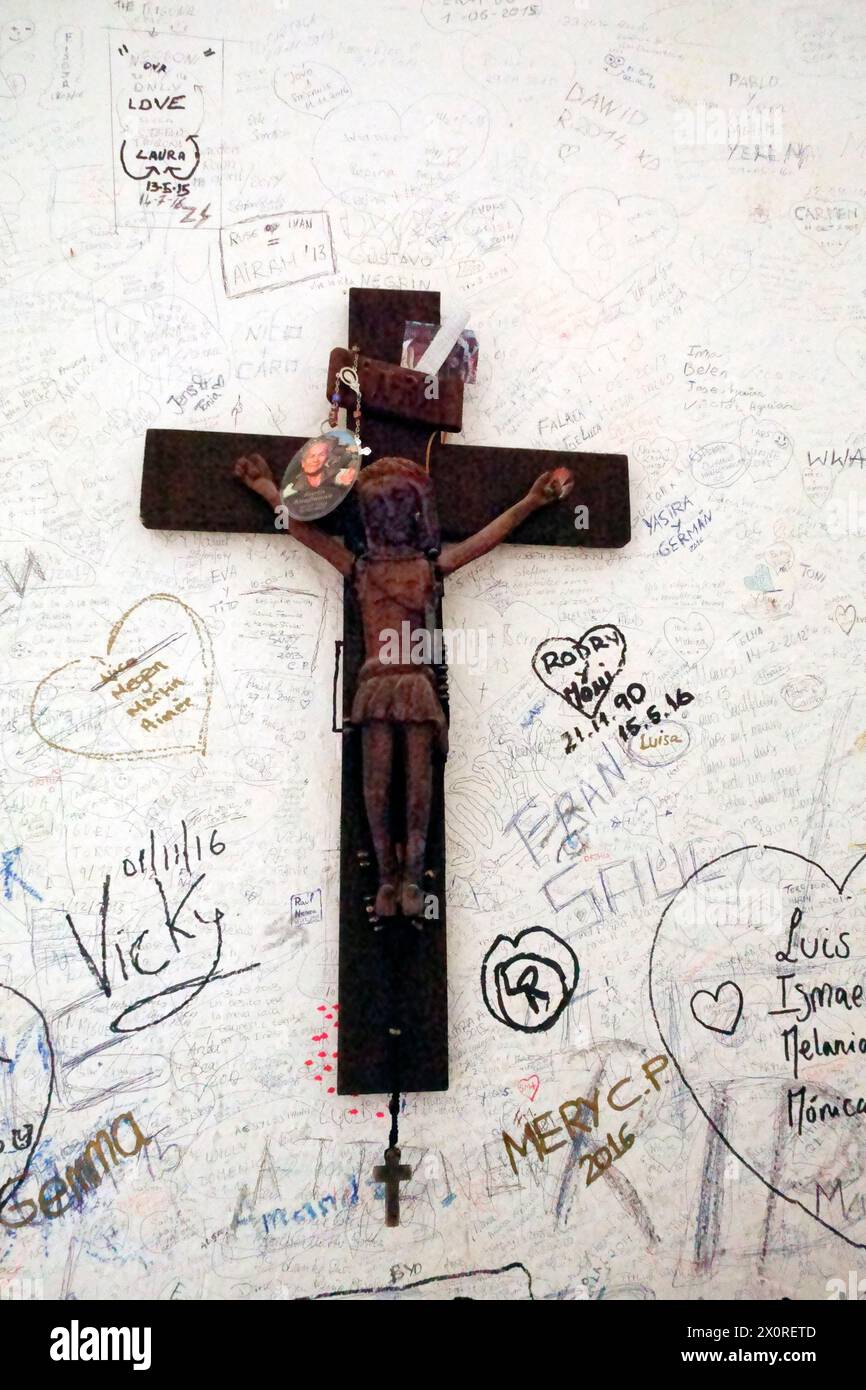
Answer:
234, 452, 573, 919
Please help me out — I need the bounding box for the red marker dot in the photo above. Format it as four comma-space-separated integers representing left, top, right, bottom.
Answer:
318, 1050, 326, 1057
327, 1087, 335, 1094
348, 1108, 358, 1115
376, 1111, 384, 1118
324, 1065, 332, 1072
332, 1052, 338, 1058
304, 1059, 312, 1066
317, 1005, 326, 1012
314, 1075, 322, 1081
326, 1014, 333, 1020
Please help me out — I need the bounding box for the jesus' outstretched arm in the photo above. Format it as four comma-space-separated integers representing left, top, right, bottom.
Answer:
233, 452, 355, 577
438, 466, 574, 577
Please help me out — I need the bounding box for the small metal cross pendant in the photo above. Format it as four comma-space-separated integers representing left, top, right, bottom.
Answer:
372, 1146, 412, 1227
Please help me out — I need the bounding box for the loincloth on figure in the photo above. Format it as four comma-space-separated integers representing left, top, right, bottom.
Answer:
351, 659, 448, 754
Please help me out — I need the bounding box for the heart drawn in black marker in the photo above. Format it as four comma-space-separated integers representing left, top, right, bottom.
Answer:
690, 981, 743, 1036
531, 624, 626, 720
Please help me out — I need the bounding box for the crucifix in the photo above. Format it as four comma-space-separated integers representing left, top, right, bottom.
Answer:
373, 1147, 413, 1229
141, 287, 630, 1226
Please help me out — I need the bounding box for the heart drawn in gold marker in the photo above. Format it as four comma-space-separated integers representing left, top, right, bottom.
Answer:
31, 593, 213, 761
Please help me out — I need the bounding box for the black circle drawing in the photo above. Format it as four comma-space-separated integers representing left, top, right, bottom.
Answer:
481, 927, 579, 1032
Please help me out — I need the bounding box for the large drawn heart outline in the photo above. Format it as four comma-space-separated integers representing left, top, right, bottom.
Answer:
650, 843, 866, 1249
547, 189, 678, 301
531, 624, 626, 721
0, 984, 55, 1216
30, 593, 213, 761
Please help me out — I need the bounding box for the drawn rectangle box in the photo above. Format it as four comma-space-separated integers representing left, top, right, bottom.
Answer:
109, 31, 224, 230
290, 889, 322, 928
220, 212, 337, 298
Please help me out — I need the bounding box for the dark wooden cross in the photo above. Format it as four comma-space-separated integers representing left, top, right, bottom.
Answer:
141, 286, 629, 1111
372, 1145, 413, 1227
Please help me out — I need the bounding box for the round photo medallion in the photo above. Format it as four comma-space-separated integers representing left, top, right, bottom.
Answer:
279, 429, 360, 521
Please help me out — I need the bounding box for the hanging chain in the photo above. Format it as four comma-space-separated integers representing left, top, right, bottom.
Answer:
322, 346, 367, 461
326, 344, 365, 458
